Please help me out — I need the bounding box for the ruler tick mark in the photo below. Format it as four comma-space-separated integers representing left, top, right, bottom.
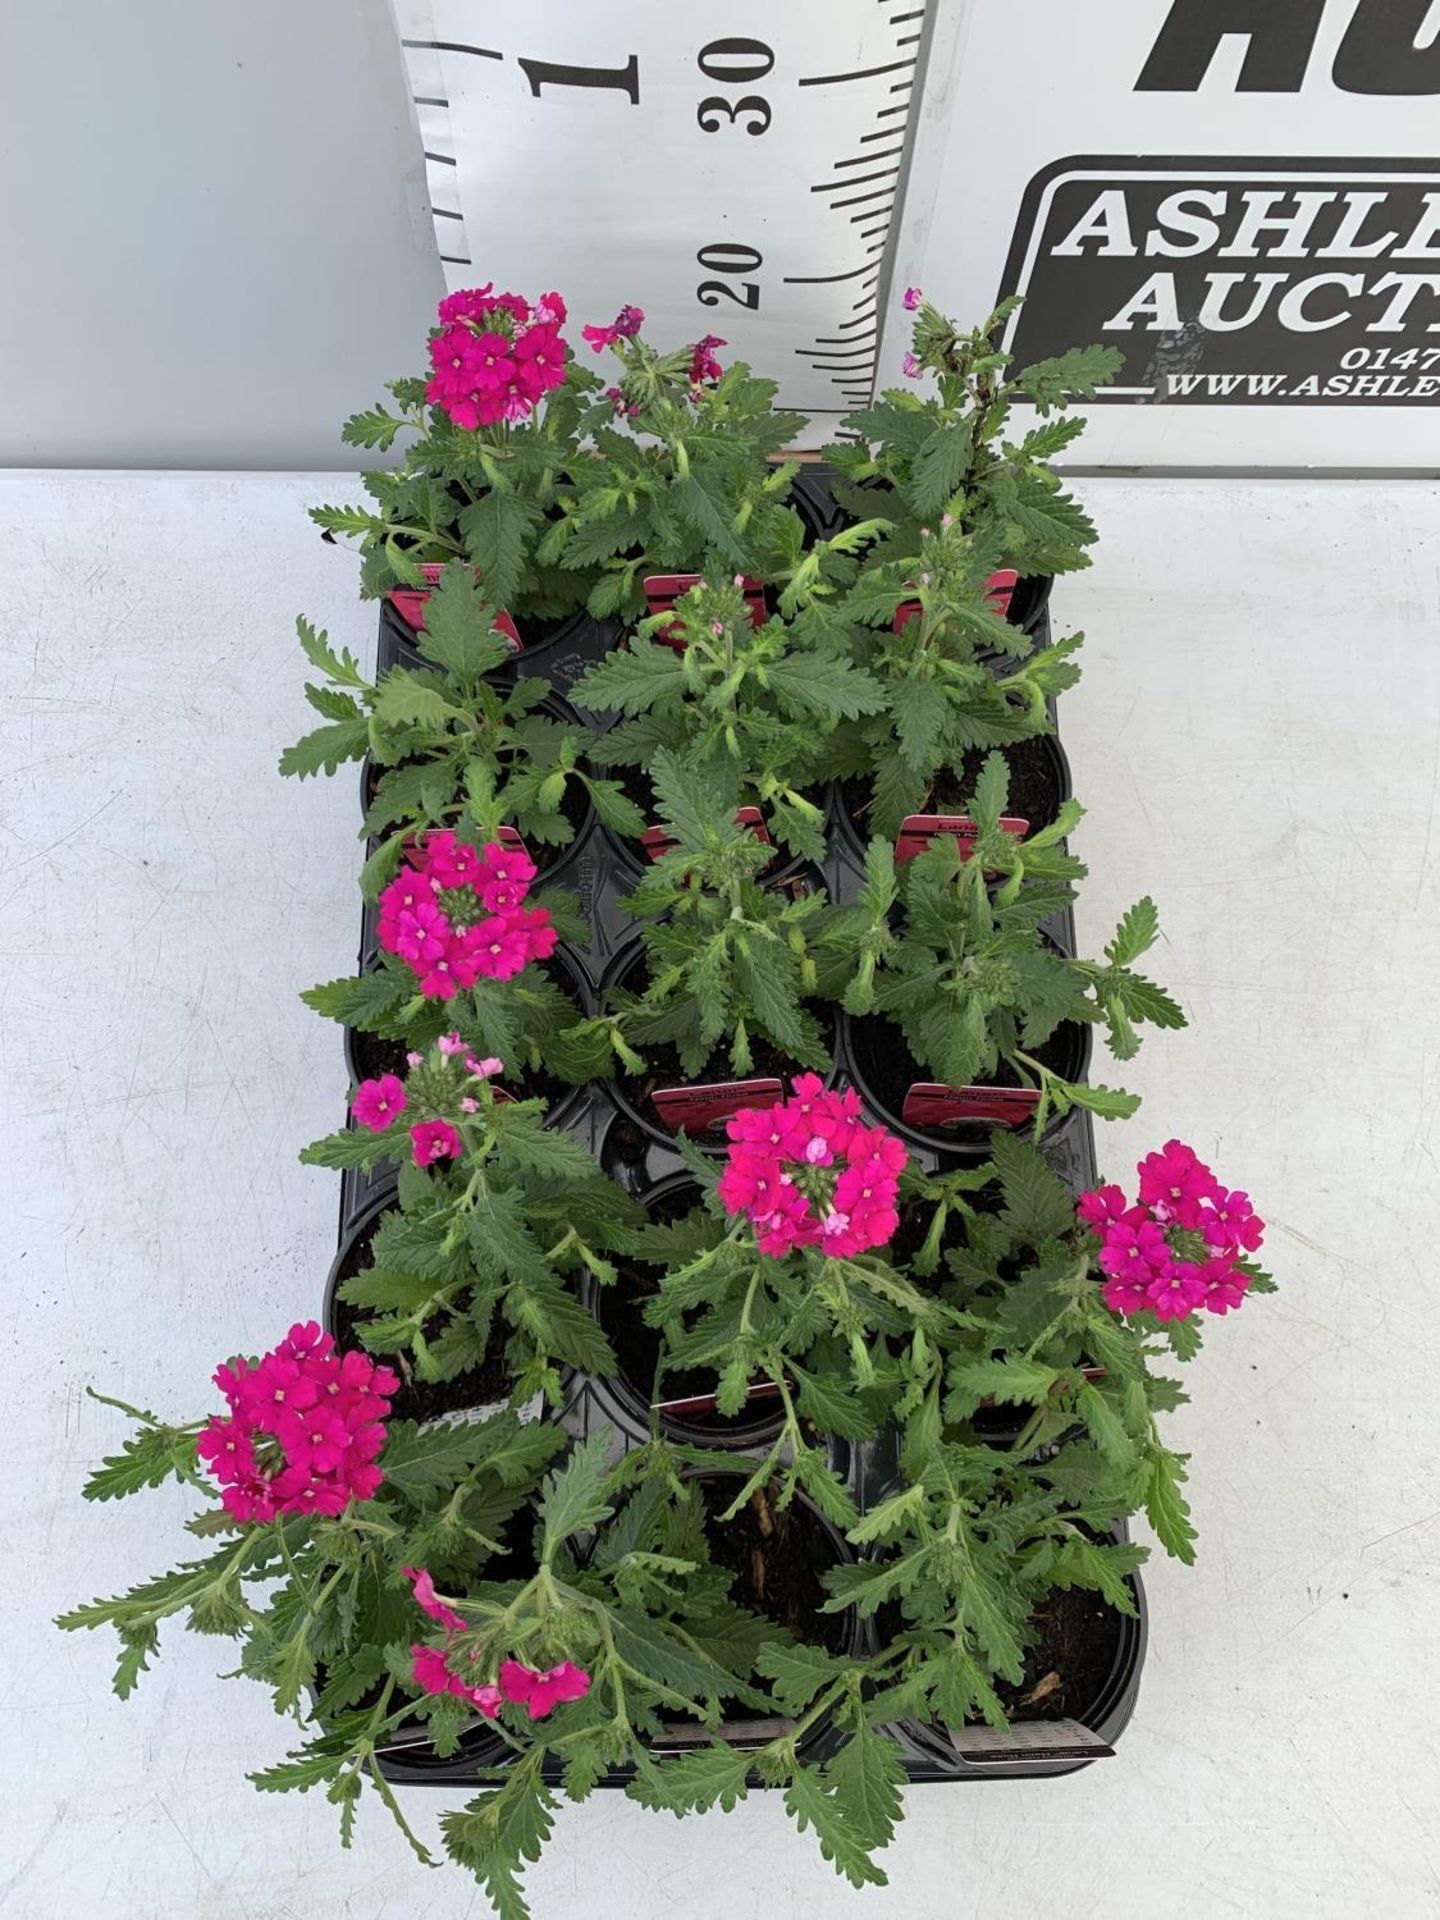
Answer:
402, 38, 501, 60
798, 57, 916, 86
412, 95, 450, 108
834, 147, 902, 167
783, 264, 874, 284
813, 166, 900, 194
433, 208, 464, 220
832, 187, 895, 209
424, 150, 458, 167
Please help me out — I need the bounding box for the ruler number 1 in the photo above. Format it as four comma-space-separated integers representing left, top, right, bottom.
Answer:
696, 38, 772, 136
519, 54, 640, 103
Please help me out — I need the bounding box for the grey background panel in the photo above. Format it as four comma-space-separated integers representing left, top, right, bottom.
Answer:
0, 0, 443, 468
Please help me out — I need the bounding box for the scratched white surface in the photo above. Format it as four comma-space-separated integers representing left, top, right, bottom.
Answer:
2, 470, 1438, 1919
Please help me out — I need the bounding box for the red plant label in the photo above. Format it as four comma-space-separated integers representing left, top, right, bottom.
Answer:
902, 1083, 1042, 1130
983, 567, 1020, 617
644, 572, 766, 649
411, 823, 526, 863
641, 806, 773, 862
386, 567, 522, 651
652, 1378, 784, 1418
895, 814, 1030, 864
651, 1077, 784, 1133
893, 570, 1021, 636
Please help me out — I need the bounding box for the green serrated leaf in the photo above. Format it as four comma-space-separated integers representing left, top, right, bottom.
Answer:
372, 671, 460, 731
629, 1744, 752, 1816
988, 1129, 1075, 1242
1105, 897, 1159, 967
279, 719, 372, 780
1077, 1383, 1136, 1469
459, 491, 540, 611
754, 1640, 842, 1715
537, 1429, 615, 1547
1145, 1448, 1197, 1564
81, 1409, 199, 1503
301, 969, 413, 1032
785, 1764, 888, 1889
825, 1725, 906, 1853
909, 425, 970, 515
441, 1759, 555, 1920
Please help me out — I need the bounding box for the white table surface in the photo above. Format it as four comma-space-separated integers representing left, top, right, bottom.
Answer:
3, 469, 1438, 1919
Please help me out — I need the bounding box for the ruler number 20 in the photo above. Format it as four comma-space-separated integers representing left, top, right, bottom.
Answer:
697, 243, 762, 310
696, 37, 773, 136
695, 41, 771, 312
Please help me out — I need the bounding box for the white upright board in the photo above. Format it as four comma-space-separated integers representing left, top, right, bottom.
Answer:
393, 0, 934, 422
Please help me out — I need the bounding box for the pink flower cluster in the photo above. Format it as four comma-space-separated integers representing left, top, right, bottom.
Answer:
717, 1075, 907, 1258
1079, 1140, 1266, 1322
581, 304, 645, 352
406, 1566, 590, 1719
689, 334, 725, 385
351, 1041, 504, 1167
378, 831, 555, 998
425, 285, 569, 430
196, 1324, 396, 1523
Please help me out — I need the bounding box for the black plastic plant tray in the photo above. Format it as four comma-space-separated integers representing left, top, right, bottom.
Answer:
318, 466, 1138, 1787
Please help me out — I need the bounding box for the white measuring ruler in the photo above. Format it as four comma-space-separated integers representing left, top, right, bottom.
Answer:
391, 1, 937, 422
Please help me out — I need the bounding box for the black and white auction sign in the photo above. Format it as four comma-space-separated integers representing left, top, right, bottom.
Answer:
891, 0, 1440, 465
393, 0, 1440, 464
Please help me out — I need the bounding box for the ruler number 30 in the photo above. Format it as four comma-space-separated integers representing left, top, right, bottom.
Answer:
696, 37, 773, 136
695, 41, 770, 311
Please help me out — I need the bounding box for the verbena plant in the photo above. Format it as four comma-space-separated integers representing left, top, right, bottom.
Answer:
281, 567, 646, 891
302, 1038, 641, 1398
545, 312, 812, 619
827, 292, 1120, 592
310, 285, 606, 621
816, 511, 1088, 836
823, 1131, 1274, 1734
816, 294, 1120, 833
817, 754, 1186, 1128
576, 575, 886, 862
600, 751, 836, 1081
